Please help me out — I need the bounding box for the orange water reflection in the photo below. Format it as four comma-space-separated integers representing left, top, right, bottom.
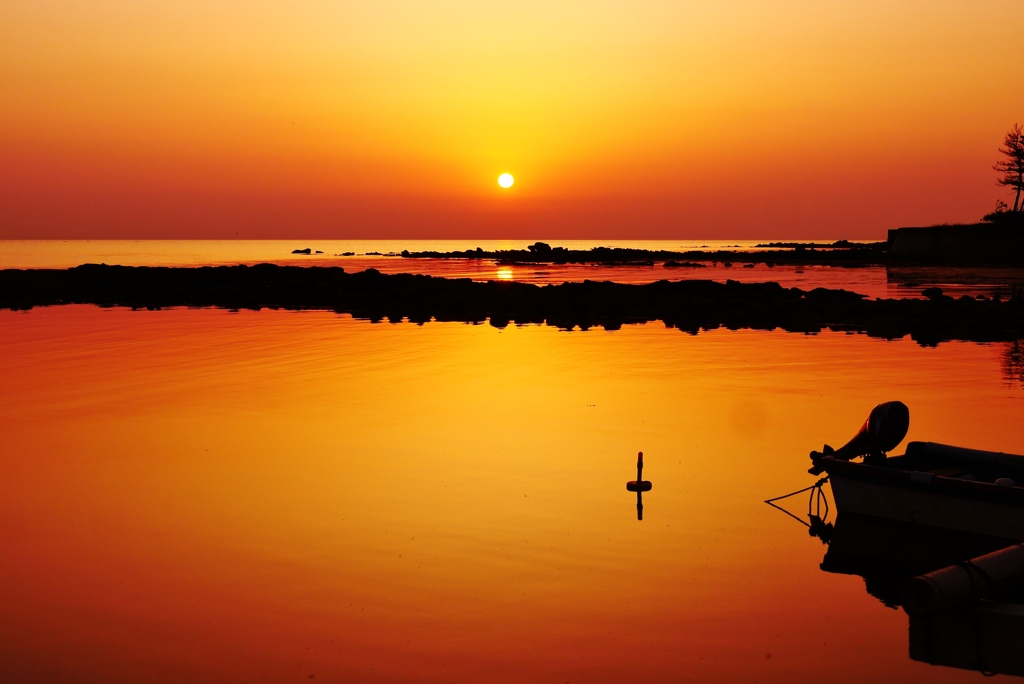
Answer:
1, 306, 1022, 682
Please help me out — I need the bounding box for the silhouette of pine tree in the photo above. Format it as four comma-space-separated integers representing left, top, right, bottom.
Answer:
994, 123, 1024, 213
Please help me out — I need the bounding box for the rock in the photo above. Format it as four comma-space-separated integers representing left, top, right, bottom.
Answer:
1, 265, 1021, 346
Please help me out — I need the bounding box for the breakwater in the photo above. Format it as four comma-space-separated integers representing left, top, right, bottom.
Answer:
2, 264, 1022, 345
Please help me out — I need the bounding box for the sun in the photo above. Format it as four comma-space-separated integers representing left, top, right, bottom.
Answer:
497, 173, 514, 189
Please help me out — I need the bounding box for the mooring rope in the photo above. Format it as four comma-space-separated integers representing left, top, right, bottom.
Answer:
764, 477, 830, 529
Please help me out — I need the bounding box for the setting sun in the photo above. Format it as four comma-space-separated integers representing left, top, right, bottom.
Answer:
498, 174, 514, 189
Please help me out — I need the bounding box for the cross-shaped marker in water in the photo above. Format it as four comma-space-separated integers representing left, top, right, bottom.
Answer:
626, 451, 653, 520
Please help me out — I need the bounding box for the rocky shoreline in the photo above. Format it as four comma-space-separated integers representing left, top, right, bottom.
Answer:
2, 264, 1023, 346
399, 241, 888, 266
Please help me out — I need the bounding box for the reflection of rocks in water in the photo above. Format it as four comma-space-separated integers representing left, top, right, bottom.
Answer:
1003, 339, 1024, 387
5, 264, 1024, 346
886, 265, 1024, 300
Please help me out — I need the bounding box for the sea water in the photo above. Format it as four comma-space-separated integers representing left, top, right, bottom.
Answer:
1, 305, 1022, 682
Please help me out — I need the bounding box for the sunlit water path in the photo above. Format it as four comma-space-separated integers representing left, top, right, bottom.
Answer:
1, 306, 1022, 682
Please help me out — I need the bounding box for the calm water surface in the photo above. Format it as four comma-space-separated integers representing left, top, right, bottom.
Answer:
1, 306, 1023, 682
5, 240, 1024, 299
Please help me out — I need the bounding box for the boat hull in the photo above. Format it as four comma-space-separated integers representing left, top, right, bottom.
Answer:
827, 463, 1024, 542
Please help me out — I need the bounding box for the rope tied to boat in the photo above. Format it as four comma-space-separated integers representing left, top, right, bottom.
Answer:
959, 558, 1000, 599
764, 477, 832, 541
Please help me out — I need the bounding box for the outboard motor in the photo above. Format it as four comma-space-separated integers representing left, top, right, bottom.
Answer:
809, 401, 910, 474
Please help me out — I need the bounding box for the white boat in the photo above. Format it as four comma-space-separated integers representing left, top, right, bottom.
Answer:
809, 403, 1024, 542
823, 444, 1024, 541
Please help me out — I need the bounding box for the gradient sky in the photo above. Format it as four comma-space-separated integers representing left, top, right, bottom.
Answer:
2, 1, 1023, 239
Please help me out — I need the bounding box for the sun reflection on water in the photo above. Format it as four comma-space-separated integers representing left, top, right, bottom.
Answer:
496, 267, 513, 280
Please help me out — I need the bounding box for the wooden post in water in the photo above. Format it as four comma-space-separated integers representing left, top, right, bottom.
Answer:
626, 451, 653, 521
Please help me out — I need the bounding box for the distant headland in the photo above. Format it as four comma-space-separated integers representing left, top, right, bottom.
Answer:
888, 123, 1024, 262
887, 219, 1024, 263
394, 221, 1024, 267
398, 240, 890, 267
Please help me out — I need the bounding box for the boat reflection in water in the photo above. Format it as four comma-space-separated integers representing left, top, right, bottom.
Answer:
820, 514, 1024, 678
771, 401, 1024, 678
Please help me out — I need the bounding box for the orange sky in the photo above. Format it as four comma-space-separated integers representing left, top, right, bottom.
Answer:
2, 1, 1023, 239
